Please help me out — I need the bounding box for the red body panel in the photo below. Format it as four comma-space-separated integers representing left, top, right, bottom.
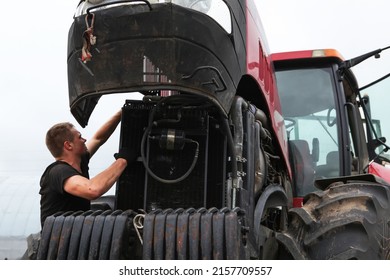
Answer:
245, 0, 291, 177
368, 162, 390, 184
271, 50, 315, 61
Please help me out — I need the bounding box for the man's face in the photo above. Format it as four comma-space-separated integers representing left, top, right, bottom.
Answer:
70, 128, 88, 155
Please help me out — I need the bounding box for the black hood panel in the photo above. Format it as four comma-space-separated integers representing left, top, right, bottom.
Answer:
67, 3, 244, 127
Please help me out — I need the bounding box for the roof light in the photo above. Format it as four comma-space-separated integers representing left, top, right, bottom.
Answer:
312, 49, 344, 60
312, 50, 326, 57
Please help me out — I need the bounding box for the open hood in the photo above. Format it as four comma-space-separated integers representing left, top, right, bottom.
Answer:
67, 2, 244, 127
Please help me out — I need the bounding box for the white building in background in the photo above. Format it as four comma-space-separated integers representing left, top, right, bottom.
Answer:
0, 174, 41, 259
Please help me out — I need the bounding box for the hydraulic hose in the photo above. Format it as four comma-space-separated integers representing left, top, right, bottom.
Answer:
140, 95, 202, 185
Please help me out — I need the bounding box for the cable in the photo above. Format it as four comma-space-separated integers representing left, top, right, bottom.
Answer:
140, 126, 200, 184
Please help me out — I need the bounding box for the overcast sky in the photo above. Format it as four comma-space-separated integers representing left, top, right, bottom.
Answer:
1, 0, 390, 178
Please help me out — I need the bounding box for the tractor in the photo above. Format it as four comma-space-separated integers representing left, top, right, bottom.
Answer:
35, 0, 390, 260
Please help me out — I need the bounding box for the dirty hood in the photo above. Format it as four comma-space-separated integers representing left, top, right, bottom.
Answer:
67, 3, 244, 127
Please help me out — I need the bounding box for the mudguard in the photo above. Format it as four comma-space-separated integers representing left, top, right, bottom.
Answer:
253, 184, 288, 246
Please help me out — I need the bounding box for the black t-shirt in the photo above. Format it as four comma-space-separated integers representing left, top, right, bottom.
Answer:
39, 154, 91, 228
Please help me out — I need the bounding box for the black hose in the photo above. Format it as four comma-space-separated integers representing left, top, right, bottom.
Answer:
140, 126, 199, 184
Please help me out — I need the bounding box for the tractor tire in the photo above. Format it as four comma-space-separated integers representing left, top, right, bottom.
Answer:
277, 181, 390, 259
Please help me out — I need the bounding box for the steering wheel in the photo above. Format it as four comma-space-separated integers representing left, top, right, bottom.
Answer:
327, 108, 336, 127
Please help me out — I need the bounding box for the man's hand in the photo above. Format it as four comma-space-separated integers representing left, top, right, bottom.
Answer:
114, 148, 137, 163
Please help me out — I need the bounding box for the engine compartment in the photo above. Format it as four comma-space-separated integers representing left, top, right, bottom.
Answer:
115, 95, 227, 211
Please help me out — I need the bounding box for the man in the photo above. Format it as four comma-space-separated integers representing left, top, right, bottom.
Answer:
39, 110, 131, 228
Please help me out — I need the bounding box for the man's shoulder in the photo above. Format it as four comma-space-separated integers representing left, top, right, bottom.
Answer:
41, 161, 77, 181
40, 161, 81, 190
47, 161, 72, 172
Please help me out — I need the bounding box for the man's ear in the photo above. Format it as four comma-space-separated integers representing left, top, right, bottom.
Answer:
64, 141, 73, 151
